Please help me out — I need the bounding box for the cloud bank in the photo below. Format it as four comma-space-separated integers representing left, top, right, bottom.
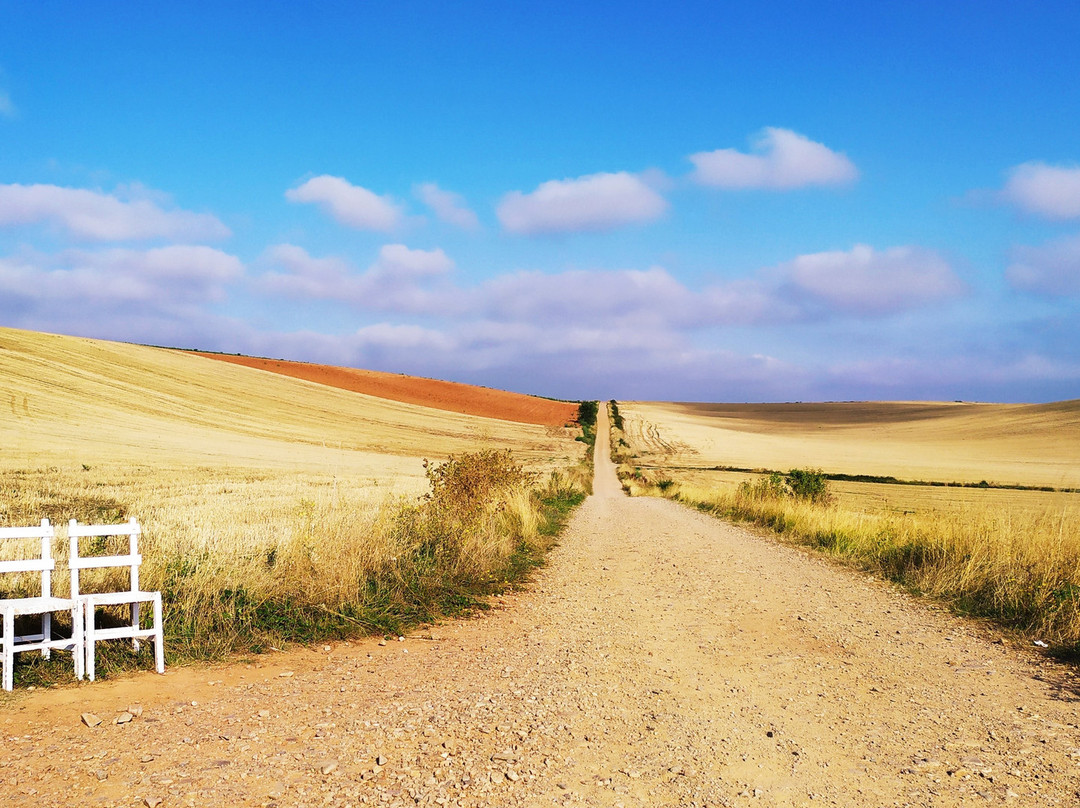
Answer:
0, 183, 230, 241
689, 128, 858, 190
497, 171, 668, 235
286, 175, 404, 231
257, 242, 961, 331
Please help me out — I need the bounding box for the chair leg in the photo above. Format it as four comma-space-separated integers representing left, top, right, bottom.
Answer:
3, 609, 14, 692
41, 612, 52, 660
153, 595, 164, 674
73, 602, 84, 681
85, 600, 96, 683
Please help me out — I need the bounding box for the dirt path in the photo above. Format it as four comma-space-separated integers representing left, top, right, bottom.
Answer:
5, 407, 1080, 807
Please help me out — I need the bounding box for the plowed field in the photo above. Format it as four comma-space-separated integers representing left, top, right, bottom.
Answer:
193, 353, 577, 428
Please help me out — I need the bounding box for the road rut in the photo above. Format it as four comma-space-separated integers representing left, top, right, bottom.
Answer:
4, 406, 1080, 806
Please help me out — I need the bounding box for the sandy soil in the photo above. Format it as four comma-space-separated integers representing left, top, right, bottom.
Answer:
4, 408, 1080, 806
192, 353, 578, 428
622, 400, 1080, 489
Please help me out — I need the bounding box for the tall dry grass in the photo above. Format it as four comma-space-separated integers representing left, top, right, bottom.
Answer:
0, 452, 589, 683
652, 476, 1080, 650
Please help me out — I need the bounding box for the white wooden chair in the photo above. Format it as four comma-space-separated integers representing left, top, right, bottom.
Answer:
0, 519, 83, 690
68, 518, 164, 682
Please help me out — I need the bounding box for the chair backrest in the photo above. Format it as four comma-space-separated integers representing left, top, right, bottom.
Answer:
0, 519, 56, 598
68, 518, 143, 599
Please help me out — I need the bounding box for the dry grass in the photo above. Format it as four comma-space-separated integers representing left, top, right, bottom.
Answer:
668, 478, 1080, 648
2, 456, 588, 674
616, 401, 1080, 652
0, 328, 589, 684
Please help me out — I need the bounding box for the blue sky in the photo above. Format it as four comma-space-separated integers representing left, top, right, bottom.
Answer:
1, 2, 1079, 402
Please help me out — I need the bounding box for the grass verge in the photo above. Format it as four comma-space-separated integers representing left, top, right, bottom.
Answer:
1, 451, 590, 688
623, 467, 1080, 657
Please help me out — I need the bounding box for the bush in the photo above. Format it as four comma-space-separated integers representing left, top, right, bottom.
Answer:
576, 401, 599, 450
737, 469, 831, 504
422, 449, 531, 523
576, 400, 598, 430
608, 400, 625, 431
786, 468, 832, 503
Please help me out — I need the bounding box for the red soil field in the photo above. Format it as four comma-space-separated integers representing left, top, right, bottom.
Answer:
191, 352, 578, 428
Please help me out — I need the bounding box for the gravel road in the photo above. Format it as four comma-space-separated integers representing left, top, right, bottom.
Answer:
4, 406, 1080, 807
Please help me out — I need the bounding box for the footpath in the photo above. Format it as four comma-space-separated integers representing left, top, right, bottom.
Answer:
3, 407, 1080, 806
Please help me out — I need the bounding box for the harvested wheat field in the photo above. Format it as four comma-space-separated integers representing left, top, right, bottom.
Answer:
0, 327, 587, 667
193, 352, 577, 428
621, 400, 1080, 489
0, 327, 581, 482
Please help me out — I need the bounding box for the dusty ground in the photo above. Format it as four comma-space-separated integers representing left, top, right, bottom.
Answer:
4, 408, 1080, 807
192, 352, 578, 428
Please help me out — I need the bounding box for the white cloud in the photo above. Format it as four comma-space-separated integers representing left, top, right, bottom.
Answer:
497, 171, 668, 235
0, 183, 230, 241
285, 175, 404, 231
259, 243, 458, 313
688, 127, 858, 189
415, 182, 480, 230
371, 243, 454, 280
0, 89, 14, 118
777, 244, 964, 315
1000, 162, 1080, 220
1007, 234, 1080, 295
0, 244, 244, 335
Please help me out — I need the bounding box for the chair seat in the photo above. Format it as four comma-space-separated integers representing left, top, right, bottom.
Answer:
1, 596, 75, 617
82, 590, 160, 607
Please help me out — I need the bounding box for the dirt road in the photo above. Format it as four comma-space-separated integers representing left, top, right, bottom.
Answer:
5, 407, 1080, 806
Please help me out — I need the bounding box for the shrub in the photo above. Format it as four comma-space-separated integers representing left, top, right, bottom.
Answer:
576, 400, 598, 430
786, 468, 832, 503
576, 401, 599, 450
422, 449, 532, 523
608, 400, 625, 431
737, 469, 831, 503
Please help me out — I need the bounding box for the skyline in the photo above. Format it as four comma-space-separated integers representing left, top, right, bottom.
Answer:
1, 2, 1079, 402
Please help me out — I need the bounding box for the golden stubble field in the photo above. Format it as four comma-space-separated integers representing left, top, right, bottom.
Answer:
0, 327, 586, 664
1, 327, 579, 484
622, 399, 1080, 489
